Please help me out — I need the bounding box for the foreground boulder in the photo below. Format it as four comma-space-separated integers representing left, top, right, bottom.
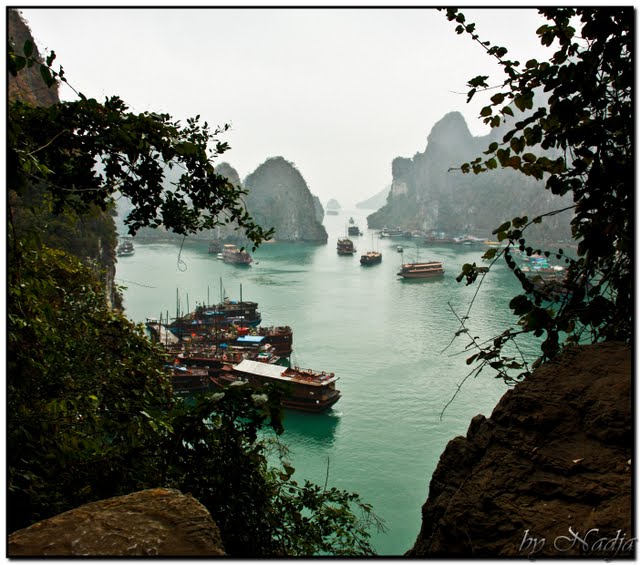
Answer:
8, 488, 225, 557
407, 341, 632, 558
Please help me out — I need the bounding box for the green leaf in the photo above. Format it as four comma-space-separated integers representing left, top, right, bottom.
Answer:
492, 221, 511, 235
39, 64, 54, 87
23, 39, 34, 58
482, 248, 497, 261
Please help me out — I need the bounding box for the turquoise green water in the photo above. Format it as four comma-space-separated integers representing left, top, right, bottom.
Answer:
116, 210, 540, 556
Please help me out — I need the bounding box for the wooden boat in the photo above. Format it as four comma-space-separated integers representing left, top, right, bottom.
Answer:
167, 298, 262, 337
380, 227, 406, 238
171, 341, 281, 371
397, 261, 445, 279
360, 251, 382, 265
165, 363, 212, 396
116, 239, 134, 257
213, 359, 341, 413
222, 243, 252, 265
236, 326, 293, 356
348, 225, 362, 236
424, 232, 455, 244
337, 237, 356, 255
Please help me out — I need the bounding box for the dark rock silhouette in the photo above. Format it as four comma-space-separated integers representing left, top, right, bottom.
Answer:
407, 341, 632, 558
8, 488, 225, 557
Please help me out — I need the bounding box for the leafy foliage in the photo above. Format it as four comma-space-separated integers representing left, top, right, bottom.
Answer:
7, 246, 383, 554
7, 244, 174, 531
8, 38, 273, 247
444, 8, 632, 381
7, 31, 381, 555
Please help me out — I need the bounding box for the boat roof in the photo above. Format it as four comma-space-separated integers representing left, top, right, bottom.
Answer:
236, 335, 266, 344
402, 261, 443, 267
233, 359, 339, 385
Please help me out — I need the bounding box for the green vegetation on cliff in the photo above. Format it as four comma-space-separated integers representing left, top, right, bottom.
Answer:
7, 12, 380, 556
445, 7, 631, 384
244, 156, 328, 242
368, 111, 571, 244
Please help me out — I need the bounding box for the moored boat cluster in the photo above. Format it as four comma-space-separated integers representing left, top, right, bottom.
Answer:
146, 292, 341, 412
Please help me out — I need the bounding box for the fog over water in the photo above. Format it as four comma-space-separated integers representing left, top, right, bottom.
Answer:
19, 6, 550, 207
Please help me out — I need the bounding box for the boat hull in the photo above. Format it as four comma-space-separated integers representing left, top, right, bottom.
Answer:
397, 271, 444, 279
212, 360, 341, 413
397, 261, 445, 279
360, 253, 382, 265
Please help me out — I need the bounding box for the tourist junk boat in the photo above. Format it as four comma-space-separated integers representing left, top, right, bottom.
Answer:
167, 298, 262, 337
165, 362, 212, 396
397, 260, 445, 279
361, 233, 382, 265
116, 239, 134, 257
337, 237, 356, 255
380, 227, 407, 238
347, 224, 362, 236
222, 243, 252, 265
167, 327, 293, 362
360, 251, 382, 265
213, 359, 341, 413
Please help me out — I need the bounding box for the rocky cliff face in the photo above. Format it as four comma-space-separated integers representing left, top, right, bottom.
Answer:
8, 9, 59, 106
368, 111, 571, 243
8, 489, 225, 557
312, 194, 325, 224
244, 157, 328, 243
8, 9, 120, 307
407, 341, 632, 559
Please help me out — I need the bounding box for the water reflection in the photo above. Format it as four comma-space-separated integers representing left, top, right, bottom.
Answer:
279, 409, 340, 448
397, 276, 446, 284
254, 242, 324, 267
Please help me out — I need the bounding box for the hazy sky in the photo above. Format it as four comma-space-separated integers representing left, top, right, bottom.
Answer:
17, 6, 553, 209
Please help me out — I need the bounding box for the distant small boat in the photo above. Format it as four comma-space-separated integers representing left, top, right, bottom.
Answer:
337, 238, 356, 255
348, 225, 362, 236
396, 245, 404, 253
397, 261, 444, 279
360, 251, 382, 266
222, 244, 252, 265
380, 227, 406, 238
117, 239, 134, 257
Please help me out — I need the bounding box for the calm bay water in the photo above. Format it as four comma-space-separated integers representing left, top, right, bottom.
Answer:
116, 210, 540, 556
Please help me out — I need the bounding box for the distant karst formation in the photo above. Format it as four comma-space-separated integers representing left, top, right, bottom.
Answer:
326, 198, 341, 211
368, 111, 572, 244
244, 157, 328, 243
356, 185, 391, 211
129, 158, 327, 245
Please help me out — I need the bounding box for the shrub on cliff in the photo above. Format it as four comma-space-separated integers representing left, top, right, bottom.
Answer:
445, 8, 632, 384
7, 27, 381, 556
